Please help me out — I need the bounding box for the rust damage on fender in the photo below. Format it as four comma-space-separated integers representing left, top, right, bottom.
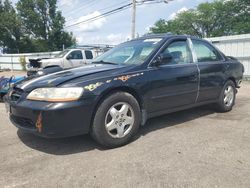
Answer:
114, 72, 144, 82
36, 112, 42, 133
84, 82, 104, 91
83, 73, 144, 91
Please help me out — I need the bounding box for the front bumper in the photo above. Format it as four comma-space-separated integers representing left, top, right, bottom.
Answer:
26, 67, 41, 76
5, 94, 97, 138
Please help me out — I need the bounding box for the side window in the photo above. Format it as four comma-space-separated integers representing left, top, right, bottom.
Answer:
192, 40, 221, 62
85, 50, 93, 59
67, 50, 83, 60
161, 40, 192, 65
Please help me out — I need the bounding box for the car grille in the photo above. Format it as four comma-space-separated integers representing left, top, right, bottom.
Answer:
10, 114, 36, 130
29, 59, 41, 68
10, 87, 23, 101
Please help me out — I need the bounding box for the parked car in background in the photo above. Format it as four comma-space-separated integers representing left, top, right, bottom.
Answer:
5, 34, 244, 148
0, 76, 26, 101
26, 45, 114, 76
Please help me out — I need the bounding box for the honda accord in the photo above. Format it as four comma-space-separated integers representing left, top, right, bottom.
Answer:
4, 34, 244, 148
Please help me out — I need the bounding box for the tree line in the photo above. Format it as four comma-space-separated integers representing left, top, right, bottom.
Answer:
1, 0, 249, 53
0, 0, 76, 53
150, 0, 250, 38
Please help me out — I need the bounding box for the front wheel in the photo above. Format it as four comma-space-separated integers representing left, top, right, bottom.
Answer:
91, 92, 141, 148
216, 80, 236, 112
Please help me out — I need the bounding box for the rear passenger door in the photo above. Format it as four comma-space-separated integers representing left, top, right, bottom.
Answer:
191, 39, 225, 102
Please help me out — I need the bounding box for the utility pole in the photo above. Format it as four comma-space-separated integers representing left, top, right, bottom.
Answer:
131, 0, 136, 39
131, 0, 174, 39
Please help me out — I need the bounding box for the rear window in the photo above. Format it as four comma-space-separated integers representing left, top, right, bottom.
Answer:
85, 50, 93, 59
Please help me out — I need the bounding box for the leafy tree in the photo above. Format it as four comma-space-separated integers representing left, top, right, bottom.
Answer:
16, 0, 76, 52
0, 0, 22, 53
150, 0, 250, 38
228, 0, 250, 34
0, 0, 75, 53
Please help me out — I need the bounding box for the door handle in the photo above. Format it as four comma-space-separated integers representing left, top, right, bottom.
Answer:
189, 74, 198, 81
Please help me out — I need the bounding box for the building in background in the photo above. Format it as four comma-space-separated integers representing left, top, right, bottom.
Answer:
207, 34, 250, 78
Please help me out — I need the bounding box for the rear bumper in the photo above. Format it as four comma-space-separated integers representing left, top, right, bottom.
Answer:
5, 96, 97, 138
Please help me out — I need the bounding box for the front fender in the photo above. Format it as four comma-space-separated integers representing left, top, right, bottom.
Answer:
41, 61, 62, 68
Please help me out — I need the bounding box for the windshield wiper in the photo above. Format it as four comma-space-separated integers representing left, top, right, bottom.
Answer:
92, 60, 118, 65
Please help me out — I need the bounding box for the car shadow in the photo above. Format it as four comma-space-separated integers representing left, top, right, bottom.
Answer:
137, 104, 215, 137
17, 130, 103, 155
17, 104, 215, 155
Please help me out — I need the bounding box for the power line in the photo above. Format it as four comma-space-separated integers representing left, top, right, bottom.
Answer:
57, 0, 92, 9
65, 5, 132, 29
65, 3, 133, 28
96, 0, 130, 13
65, 0, 171, 29
131, 0, 174, 38
65, 0, 130, 24
62, 0, 97, 16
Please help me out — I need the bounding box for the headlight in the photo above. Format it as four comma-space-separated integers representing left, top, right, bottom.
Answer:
27, 87, 84, 102
37, 70, 44, 75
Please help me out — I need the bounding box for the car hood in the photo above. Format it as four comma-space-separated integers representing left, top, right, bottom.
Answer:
40, 58, 61, 63
39, 58, 62, 67
17, 64, 124, 92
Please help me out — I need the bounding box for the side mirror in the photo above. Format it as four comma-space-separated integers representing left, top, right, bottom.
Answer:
66, 54, 72, 60
152, 53, 173, 66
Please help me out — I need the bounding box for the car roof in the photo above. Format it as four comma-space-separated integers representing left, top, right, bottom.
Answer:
131, 33, 201, 41
67, 48, 91, 51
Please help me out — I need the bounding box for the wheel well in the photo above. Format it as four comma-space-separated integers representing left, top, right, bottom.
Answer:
90, 87, 143, 130
228, 77, 236, 86
96, 86, 142, 111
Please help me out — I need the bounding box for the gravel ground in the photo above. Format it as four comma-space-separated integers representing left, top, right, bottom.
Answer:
0, 82, 250, 188
0, 71, 26, 77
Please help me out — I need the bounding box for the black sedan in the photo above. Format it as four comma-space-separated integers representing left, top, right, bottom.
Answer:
5, 34, 244, 148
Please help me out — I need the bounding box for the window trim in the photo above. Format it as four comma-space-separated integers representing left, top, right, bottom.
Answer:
148, 37, 194, 68
84, 50, 93, 60
191, 39, 224, 63
67, 50, 83, 60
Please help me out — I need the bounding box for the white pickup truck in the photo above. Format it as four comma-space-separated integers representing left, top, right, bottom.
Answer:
27, 48, 96, 75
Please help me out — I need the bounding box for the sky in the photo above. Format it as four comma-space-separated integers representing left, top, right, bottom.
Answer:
12, 0, 214, 45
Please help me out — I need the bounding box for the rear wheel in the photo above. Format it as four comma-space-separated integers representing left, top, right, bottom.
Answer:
216, 80, 236, 112
91, 92, 141, 148
0, 93, 4, 102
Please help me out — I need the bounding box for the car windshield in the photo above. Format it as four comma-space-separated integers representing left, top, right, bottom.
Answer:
93, 38, 163, 65
55, 50, 70, 58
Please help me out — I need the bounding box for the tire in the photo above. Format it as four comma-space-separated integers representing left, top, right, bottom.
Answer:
216, 80, 236, 112
91, 92, 141, 148
0, 94, 4, 102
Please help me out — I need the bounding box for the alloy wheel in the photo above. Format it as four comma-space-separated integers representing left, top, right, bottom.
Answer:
224, 85, 234, 107
105, 102, 135, 138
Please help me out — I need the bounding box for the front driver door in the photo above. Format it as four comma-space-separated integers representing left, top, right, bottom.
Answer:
146, 38, 199, 114
65, 50, 84, 68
